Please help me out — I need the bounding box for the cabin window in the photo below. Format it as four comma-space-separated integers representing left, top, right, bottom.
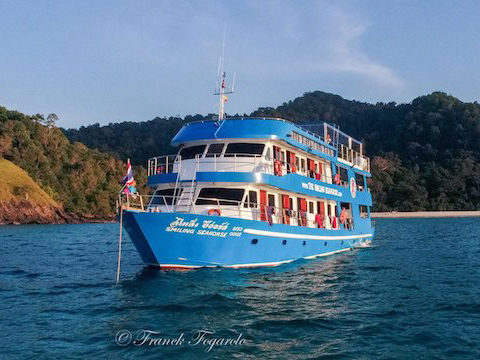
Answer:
265, 147, 272, 160
337, 166, 349, 183
355, 172, 365, 191
150, 188, 182, 206
224, 143, 265, 157
360, 205, 369, 218
205, 143, 224, 157
340, 202, 351, 210
179, 145, 206, 160
244, 190, 258, 208
196, 188, 245, 205
309, 201, 314, 214
268, 194, 276, 207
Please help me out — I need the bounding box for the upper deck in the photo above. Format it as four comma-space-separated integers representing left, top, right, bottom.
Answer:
170, 117, 370, 172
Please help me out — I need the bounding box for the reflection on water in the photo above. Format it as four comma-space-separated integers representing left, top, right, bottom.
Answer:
1, 219, 480, 359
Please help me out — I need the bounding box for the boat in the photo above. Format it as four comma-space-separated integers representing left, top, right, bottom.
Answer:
118, 68, 374, 269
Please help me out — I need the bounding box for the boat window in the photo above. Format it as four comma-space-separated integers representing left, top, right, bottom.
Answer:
196, 188, 245, 205
205, 143, 224, 157
340, 202, 351, 210
268, 194, 275, 207
224, 143, 265, 157
360, 205, 369, 218
265, 147, 271, 160
309, 201, 314, 214
338, 166, 349, 182
244, 190, 258, 208
150, 188, 181, 206
355, 172, 365, 190
179, 145, 206, 160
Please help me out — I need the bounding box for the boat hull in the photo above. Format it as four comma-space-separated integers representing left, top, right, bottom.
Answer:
121, 210, 374, 269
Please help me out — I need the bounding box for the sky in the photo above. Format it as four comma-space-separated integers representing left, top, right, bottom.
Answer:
0, 0, 479, 128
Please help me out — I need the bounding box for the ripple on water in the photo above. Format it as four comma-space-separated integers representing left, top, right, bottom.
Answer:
0, 220, 480, 359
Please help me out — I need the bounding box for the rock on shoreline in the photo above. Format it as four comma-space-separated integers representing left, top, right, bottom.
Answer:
0, 201, 115, 225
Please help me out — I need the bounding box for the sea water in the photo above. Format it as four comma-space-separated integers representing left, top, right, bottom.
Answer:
0, 219, 479, 359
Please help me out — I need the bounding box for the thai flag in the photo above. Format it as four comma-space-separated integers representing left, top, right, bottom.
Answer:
122, 159, 135, 186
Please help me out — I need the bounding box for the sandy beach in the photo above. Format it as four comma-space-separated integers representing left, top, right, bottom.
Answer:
371, 211, 480, 218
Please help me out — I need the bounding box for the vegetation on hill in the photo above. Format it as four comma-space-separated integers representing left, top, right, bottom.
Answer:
0, 159, 65, 224
63, 91, 480, 211
65, 115, 209, 165
0, 107, 147, 220
0, 158, 58, 205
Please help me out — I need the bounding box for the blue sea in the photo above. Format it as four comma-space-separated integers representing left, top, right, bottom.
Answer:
1, 218, 479, 359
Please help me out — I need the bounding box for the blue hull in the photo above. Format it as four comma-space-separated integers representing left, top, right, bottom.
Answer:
122, 210, 374, 269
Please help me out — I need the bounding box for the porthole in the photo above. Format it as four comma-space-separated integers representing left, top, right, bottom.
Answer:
302, 241, 306, 246
282, 240, 287, 245
251, 239, 258, 245
324, 241, 327, 246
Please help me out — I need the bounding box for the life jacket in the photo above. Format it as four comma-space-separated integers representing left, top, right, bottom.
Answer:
334, 174, 341, 185
274, 160, 282, 176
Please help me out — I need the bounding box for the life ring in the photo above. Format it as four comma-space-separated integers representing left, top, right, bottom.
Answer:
334, 173, 341, 185
274, 160, 282, 176
208, 208, 221, 216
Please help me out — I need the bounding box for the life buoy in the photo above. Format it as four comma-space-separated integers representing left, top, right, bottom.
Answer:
208, 208, 221, 216
274, 160, 282, 176
334, 173, 341, 185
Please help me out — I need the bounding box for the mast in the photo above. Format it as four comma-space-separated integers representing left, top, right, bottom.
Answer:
214, 26, 235, 122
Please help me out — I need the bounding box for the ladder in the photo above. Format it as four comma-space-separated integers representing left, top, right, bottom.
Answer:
174, 159, 198, 213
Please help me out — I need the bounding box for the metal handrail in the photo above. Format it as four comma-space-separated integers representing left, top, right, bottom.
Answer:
338, 144, 370, 172
148, 152, 340, 184
118, 193, 365, 230
147, 154, 181, 176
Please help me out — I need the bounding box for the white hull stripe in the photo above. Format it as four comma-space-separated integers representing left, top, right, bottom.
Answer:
151, 243, 370, 269
243, 228, 373, 240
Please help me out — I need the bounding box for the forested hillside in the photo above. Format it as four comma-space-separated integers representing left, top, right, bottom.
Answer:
0, 107, 146, 220
64, 91, 480, 211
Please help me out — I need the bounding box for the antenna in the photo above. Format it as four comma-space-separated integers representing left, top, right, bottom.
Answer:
213, 24, 235, 122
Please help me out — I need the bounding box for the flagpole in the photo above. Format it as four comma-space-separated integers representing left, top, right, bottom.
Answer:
116, 204, 123, 284
116, 158, 130, 284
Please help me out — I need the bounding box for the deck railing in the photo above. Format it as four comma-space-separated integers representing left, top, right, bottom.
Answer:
118, 193, 364, 230
147, 153, 344, 186
338, 144, 370, 172
147, 155, 180, 176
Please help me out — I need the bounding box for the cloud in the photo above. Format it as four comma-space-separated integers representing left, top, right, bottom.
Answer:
310, 5, 405, 88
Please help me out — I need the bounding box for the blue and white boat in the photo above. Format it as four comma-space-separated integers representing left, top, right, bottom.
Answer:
119, 114, 374, 269
119, 66, 374, 269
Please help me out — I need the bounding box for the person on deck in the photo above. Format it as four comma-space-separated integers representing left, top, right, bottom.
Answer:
331, 215, 337, 229
340, 207, 347, 228
266, 206, 275, 226
315, 213, 323, 228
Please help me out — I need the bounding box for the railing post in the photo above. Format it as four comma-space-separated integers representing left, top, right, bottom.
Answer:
234, 154, 237, 172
